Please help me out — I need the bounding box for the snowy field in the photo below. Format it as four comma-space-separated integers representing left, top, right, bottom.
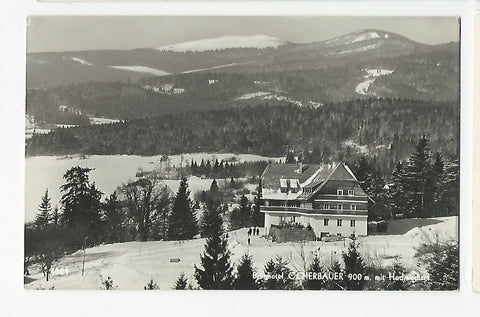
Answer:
24, 216, 457, 290
25, 153, 283, 222
355, 68, 394, 95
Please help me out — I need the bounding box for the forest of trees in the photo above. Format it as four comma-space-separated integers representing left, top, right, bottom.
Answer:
27, 99, 459, 179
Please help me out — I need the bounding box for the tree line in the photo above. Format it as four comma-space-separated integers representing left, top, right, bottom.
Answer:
26, 99, 459, 179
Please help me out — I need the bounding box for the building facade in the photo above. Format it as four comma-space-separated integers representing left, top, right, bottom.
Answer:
260, 162, 370, 238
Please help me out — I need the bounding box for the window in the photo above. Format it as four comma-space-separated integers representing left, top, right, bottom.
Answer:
337, 204, 342, 210
351, 205, 357, 211
323, 203, 330, 210
348, 189, 355, 196
324, 219, 329, 226
337, 219, 343, 226
337, 189, 344, 196
350, 220, 356, 227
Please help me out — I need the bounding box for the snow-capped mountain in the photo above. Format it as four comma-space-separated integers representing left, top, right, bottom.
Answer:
157, 34, 287, 52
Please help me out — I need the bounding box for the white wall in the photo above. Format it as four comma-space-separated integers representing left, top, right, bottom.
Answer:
264, 212, 367, 237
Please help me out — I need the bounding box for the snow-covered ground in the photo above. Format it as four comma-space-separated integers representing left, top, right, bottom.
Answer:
157, 35, 286, 52
108, 66, 170, 76
236, 91, 323, 109
70, 57, 93, 66
351, 32, 381, 44
355, 68, 395, 96
25, 153, 283, 222
89, 117, 121, 125
24, 216, 457, 290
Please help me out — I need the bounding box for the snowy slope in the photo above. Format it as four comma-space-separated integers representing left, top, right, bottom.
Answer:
108, 66, 170, 76
25, 217, 457, 290
157, 34, 287, 52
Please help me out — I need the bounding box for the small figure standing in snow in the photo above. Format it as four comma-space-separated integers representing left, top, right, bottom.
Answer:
256, 228, 259, 236
248, 228, 251, 236
248, 237, 251, 246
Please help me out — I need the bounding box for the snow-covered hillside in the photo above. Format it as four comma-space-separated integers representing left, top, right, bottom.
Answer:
157, 34, 287, 52
70, 57, 93, 66
24, 217, 457, 290
108, 66, 170, 76
355, 68, 395, 96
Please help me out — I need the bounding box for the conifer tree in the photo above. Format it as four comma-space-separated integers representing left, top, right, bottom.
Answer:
144, 279, 160, 290
173, 272, 189, 290
404, 134, 434, 218
384, 258, 410, 290
304, 253, 326, 290
325, 260, 343, 290
342, 239, 366, 290
194, 198, 234, 289
168, 177, 198, 240
233, 253, 259, 290
262, 256, 295, 290
35, 189, 52, 228
200, 198, 223, 238
60, 166, 103, 242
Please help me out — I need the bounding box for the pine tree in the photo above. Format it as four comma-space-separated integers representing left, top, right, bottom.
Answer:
325, 260, 343, 290
404, 134, 434, 218
262, 256, 295, 290
417, 242, 459, 290
194, 198, 234, 289
60, 166, 103, 242
304, 253, 326, 290
388, 161, 407, 220
144, 279, 160, 290
233, 254, 259, 290
173, 272, 188, 290
200, 198, 223, 238
384, 258, 410, 290
342, 239, 366, 290
210, 179, 219, 193
35, 189, 52, 228
168, 177, 198, 240
51, 206, 59, 226
102, 192, 125, 243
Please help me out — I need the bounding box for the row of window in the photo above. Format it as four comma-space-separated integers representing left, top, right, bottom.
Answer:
322, 203, 357, 211
323, 219, 355, 227
337, 189, 355, 196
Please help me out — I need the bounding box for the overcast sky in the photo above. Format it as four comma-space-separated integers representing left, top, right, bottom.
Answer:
27, 16, 459, 53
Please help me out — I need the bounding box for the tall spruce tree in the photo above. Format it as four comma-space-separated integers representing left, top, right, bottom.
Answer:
194, 197, 234, 289
60, 166, 103, 243
304, 253, 326, 290
102, 192, 125, 243
262, 256, 295, 290
325, 260, 343, 290
168, 177, 198, 240
233, 253, 259, 290
200, 198, 223, 238
404, 134, 434, 218
342, 239, 366, 290
35, 189, 52, 228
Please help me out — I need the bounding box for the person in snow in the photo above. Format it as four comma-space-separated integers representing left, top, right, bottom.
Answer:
248, 237, 251, 246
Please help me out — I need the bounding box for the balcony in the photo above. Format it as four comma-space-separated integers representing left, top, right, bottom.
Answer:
260, 205, 368, 216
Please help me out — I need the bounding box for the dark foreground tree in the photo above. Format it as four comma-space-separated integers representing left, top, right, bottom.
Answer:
200, 198, 223, 238
194, 197, 234, 289
144, 279, 160, 290
173, 272, 189, 290
233, 254, 259, 290
342, 239, 366, 290
60, 166, 103, 243
262, 256, 295, 290
416, 242, 459, 290
168, 177, 198, 240
35, 189, 52, 228
304, 253, 326, 290
325, 260, 344, 290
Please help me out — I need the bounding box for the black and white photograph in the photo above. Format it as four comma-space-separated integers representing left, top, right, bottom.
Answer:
24, 16, 460, 291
